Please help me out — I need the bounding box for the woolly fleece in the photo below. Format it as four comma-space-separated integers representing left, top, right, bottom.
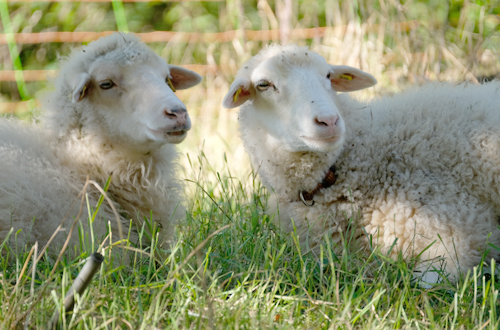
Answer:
0, 33, 191, 250
237, 45, 500, 280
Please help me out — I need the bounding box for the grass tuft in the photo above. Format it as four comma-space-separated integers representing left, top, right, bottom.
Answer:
1, 151, 499, 328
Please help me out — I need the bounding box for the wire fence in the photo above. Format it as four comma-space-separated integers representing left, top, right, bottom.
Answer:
0, 10, 419, 112
1, 0, 499, 114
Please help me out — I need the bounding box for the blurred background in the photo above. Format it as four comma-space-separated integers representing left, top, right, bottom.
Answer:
1, 0, 500, 180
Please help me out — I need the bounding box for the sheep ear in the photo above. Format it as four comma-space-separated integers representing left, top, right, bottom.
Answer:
223, 77, 254, 108
72, 73, 92, 103
328, 65, 377, 92
168, 65, 202, 90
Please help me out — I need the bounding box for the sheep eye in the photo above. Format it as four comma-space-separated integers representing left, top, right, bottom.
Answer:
99, 80, 115, 90
256, 80, 271, 91
326, 73, 331, 79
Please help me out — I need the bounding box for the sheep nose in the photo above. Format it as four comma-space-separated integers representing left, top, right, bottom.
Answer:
164, 106, 188, 121
314, 115, 339, 128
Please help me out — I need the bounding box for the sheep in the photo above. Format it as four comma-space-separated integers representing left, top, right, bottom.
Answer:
0, 33, 202, 251
223, 44, 500, 284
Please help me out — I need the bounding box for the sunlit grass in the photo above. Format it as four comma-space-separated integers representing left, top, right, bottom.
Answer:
0, 151, 499, 329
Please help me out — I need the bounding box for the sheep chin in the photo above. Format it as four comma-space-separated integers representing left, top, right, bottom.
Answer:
165, 131, 188, 144
300, 134, 345, 153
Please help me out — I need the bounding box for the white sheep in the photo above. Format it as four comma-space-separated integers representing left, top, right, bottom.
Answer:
223, 44, 500, 284
0, 33, 202, 250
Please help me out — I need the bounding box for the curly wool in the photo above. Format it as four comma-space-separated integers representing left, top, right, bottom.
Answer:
0, 33, 184, 250
240, 78, 500, 280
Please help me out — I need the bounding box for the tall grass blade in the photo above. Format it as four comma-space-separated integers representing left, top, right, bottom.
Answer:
112, 0, 129, 32
0, 0, 29, 100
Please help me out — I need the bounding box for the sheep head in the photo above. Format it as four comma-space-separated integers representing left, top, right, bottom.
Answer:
47, 33, 202, 152
223, 45, 376, 153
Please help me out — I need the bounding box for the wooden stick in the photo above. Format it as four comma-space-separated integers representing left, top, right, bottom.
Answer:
0, 21, 419, 45
50, 253, 104, 328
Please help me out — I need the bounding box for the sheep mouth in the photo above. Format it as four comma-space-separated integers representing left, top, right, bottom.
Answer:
148, 128, 188, 136
167, 130, 186, 136
301, 135, 343, 143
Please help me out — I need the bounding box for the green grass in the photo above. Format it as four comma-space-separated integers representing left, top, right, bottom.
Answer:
1, 153, 499, 329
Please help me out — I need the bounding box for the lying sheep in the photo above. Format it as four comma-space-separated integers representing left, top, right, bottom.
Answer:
223, 44, 500, 284
0, 33, 201, 250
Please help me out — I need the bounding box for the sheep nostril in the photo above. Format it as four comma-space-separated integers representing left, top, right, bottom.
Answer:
164, 110, 178, 119
165, 106, 188, 119
315, 118, 328, 126
314, 116, 338, 127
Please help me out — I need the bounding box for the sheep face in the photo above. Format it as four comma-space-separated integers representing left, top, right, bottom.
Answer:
68, 39, 202, 152
223, 46, 376, 153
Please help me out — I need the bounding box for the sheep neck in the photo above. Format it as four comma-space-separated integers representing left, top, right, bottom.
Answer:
53, 129, 182, 228
268, 148, 340, 203
300, 165, 337, 205
55, 129, 173, 194
240, 120, 341, 202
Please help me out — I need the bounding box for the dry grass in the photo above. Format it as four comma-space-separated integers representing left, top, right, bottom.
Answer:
171, 0, 500, 186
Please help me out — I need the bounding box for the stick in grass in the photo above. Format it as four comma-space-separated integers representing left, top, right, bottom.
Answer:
50, 252, 104, 328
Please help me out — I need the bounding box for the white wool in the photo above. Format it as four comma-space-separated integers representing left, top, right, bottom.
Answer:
0, 33, 201, 250
227, 44, 500, 282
